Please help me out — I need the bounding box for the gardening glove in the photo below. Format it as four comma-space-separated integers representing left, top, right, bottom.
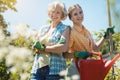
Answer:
32, 41, 46, 51
74, 51, 92, 59
104, 26, 115, 39
57, 38, 66, 44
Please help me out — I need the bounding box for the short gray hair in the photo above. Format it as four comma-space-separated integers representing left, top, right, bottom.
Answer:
48, 1, 67, 20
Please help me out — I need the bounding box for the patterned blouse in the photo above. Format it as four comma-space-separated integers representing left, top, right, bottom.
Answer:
31, 22, 69, 75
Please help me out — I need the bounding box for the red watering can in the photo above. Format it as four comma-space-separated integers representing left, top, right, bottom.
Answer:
75, 52, 120, 80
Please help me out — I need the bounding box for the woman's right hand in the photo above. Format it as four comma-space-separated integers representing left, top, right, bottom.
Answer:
32, 41, 46, 51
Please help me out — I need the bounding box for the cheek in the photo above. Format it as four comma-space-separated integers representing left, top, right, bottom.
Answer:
71, 16, 76, 21
61, 14, 64, 19
81, 14, 84, 18
59, 13, 63, 19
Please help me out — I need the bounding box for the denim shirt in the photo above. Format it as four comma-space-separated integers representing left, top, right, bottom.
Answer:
31, 22, 68, 75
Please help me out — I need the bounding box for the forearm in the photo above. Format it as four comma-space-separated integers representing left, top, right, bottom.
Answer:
63, 52, 74, 59
93, 37, 106, 51
45, 27, 70, 54
45, 44, 68, 53
36, 27, 70, 54
93, 26, 115, 51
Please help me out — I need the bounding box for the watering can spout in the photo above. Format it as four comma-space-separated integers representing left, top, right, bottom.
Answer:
103, 54, 120, 78
75, 53, 120, 80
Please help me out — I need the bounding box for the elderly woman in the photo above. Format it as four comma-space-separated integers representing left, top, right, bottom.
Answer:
30, 1, 70, 80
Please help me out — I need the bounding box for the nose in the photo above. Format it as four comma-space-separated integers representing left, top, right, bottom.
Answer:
52, 12, 57, 17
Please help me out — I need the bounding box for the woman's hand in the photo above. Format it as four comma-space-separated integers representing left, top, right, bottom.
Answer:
74, 51, 92, 59
32, 41, 46, 51
104, 26, 115, 39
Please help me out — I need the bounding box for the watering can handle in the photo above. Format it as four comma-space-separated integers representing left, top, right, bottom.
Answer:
75, 52, 102, 72
90, 52, 102, 60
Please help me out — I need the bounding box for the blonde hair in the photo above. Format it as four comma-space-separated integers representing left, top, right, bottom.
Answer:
48, 1, 67, 20
68, 4, 82, 19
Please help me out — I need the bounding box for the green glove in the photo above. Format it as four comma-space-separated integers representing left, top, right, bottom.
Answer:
33, 41, 46, 51
57, 38, 66, 44
74, 51, 92, 59
104, 26, 115, 39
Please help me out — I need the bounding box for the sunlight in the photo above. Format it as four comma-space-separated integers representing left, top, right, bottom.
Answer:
15, 0, 28, 10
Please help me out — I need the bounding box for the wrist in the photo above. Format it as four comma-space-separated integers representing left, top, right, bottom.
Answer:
42, 44, 46, 51
74, 52, 79, 58
74, 51, 92, 59
103, 34, 107, 39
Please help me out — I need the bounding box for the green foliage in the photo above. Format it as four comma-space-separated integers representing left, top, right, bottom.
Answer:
94, 30, 120, 80
111, 0, 120, 32
0, 0, 17, 36
112, 32, 120, 53
0, 14, 8, 35
94, 30, 109, 54
46, 20, 52, 24
0, 1, 18, 79
0, 0, 17, 13
10, 72, 20, 80
94, 30, 120, 55
0, 58, 11, 80
104, 64, 120, 80
10, 36, 33, 49
66, 59, 72, 67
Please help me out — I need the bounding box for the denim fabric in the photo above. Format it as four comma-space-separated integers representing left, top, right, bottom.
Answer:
46, 75, 64, 80
30, 65, 64, 80
30, 65, 49, 80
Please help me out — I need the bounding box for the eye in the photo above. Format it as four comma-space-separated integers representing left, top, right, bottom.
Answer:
51, 11, 55, 14
79, 11, 83, 14
74, 13, 78, 16
56, 11, 60, 14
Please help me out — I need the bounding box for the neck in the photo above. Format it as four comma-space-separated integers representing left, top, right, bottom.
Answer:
51, 21, 61, 28
74, 23, 82, 28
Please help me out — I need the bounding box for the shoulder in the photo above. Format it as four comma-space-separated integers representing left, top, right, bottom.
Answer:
58, 23, 65, 28
57, 22, 71, 32
82, 25, 91, 35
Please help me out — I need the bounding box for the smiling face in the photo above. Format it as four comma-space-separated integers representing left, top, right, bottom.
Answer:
48, 2, 67, 24
68, 4, 84, 25
49, 5, 63, 23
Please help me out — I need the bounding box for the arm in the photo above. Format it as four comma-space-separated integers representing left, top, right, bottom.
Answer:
93, 37, 106, 51
63, 52, 74, 59
45, 27, 70, 53
93, 26, 114, 51
63, 31, 75, 59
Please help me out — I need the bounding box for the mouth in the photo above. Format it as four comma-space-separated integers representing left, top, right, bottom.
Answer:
52, 18, 58, 20
77, 18, 82, 21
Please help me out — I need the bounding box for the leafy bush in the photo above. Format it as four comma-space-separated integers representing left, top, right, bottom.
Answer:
0, 58, 11, 80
